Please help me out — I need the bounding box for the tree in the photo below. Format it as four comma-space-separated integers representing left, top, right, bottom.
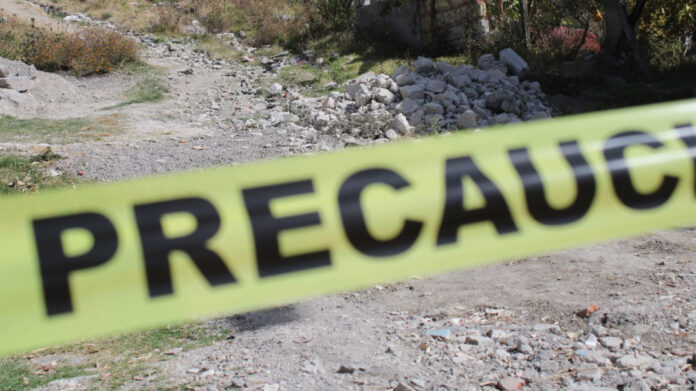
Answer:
603, 0, 649, 73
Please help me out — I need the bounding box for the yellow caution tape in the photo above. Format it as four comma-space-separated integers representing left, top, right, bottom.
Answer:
1, 99, 695, 356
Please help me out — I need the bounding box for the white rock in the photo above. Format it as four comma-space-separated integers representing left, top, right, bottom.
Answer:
385, 128, 400, 140
355, 71, 376, 84
312, 112, 331, 127
345, 83, 370, 100
388, 113, 411, 135
354, 91, 372, 107
266, 83, 283, 96
374, 88, 396, 105
375, 74, 392, 89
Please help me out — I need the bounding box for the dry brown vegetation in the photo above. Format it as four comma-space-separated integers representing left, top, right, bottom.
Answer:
0, 16, 137, 75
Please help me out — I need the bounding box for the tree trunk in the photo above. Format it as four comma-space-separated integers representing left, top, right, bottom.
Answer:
603, 0, 649, 73
519, 0, 530, 47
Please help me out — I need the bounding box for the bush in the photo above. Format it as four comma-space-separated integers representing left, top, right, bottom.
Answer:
0, 16, 137, 75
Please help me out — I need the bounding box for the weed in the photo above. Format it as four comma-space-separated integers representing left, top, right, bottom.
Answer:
17, 322, 230, 390
108, 77, 168, 108
0, 359, 90, 391
0, 150, 73, 195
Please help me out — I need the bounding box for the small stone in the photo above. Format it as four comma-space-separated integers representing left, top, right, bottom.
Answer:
423, 102, 444, 115
165, 348, 182, 355
345, 83, 370, 100
425, 79, 446, 93
395, 73, 416, 86
498, 376, 524, 391
486, 91, 514, 112
622, 378, 651, 391
179, 68, 194, 75
0, 64, 9, 78
615, 354, 654, 369
392, 65, 410, 80
449, 74, 472, 88
599, 336, 622, 352
394, 382, 414, 391
385, 129, 400, 140
354, 92, 372, 107
427, 328, 451, 340
465, 335, 493, 345
399, 85, 425, 100
477, 54, 496, 70
410, 378, 426, 388
355, 71, 376, 84
374, 88, 396, 105
395, 99, 421, 116
413, 57, 435, 74
266, 83, 283, 96
263, 384, 279, 391
456, 110, 477, 129
575, 366, 604, 382
337, 365, 355, 374
539, 360, 559, 373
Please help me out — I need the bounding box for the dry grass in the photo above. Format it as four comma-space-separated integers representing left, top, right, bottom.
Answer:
0, 16, 137, 75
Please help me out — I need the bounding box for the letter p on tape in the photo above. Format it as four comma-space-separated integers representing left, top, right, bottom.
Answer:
0, 99, 695, 356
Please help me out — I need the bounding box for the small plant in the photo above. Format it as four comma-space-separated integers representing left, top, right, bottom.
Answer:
109, 77, 168, 108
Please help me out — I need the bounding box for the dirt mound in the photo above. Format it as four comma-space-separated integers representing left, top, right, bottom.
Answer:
0, 57, 82, 119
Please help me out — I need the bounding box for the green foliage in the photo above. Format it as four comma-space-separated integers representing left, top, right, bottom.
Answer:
634, 0, 695, 68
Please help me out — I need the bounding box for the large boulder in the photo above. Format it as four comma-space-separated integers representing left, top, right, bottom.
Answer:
500, 48, 529, 77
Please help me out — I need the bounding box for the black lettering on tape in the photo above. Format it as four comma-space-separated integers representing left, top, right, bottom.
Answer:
33, 213, 118, 316
437, 156, 518, 246
509, 141, 596, 225
604, 131, 679, 209
243, 180, 331, 278
135, 198, 235, 298
338, 169, 423, 257
674, 123, 696, 196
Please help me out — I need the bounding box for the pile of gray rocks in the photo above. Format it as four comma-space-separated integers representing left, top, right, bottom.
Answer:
300, 49, 552, 141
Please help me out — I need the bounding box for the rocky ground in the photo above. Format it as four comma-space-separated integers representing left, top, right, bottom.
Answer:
0, 2, 695, 391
